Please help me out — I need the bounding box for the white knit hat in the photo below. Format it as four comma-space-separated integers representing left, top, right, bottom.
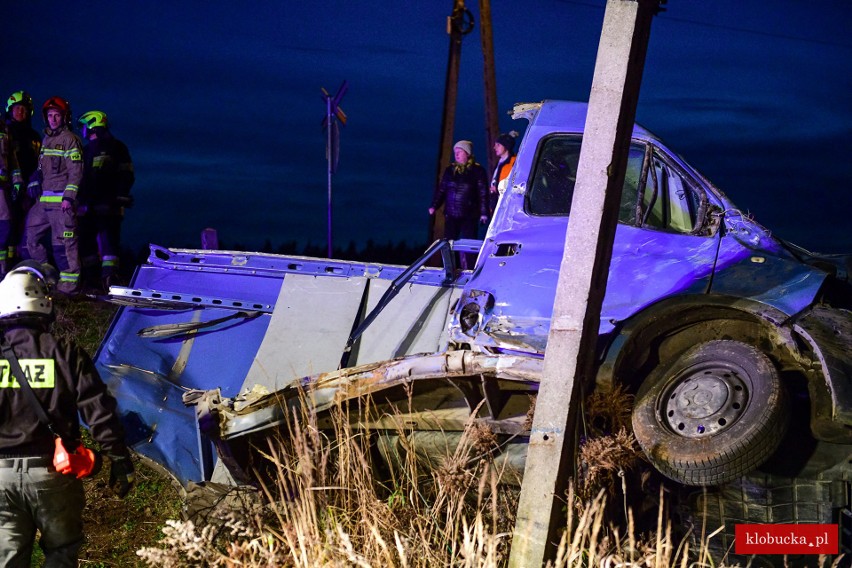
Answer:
453, 140, 473, 157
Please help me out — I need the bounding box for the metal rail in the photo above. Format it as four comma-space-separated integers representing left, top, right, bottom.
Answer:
107, 286, 275, 313
338, 239, 459, 369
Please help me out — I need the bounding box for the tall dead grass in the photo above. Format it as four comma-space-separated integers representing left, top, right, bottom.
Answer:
137, 385, 744, 567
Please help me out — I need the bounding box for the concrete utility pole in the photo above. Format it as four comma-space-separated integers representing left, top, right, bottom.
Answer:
508, 1, 661, 566
432, 0, 474, 242
479, 0, 499, 176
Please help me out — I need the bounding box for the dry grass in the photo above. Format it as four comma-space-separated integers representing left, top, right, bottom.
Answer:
51, 295, 117, 354
135, 384, 756, 568
49, 297, 847, 568
577, 427, 643, 502
585, 383, 634, 434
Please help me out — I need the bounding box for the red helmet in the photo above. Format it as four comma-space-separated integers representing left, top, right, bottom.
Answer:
42, 96, 72, 125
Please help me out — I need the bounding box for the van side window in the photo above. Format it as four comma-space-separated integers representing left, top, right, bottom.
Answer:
619, 145, 645, 224
640, 153, 703, 234
527, 137, 581, 216
527, 136, 645, 224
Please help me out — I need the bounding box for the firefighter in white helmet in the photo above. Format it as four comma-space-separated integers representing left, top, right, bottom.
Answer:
0, 263, 134, 565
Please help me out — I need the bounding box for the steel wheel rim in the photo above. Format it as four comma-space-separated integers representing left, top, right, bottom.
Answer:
658, 362, 750, 438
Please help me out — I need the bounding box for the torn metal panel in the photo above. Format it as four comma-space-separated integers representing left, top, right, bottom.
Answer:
200, 351, 542, 440
96, 245, 465, 486
348, 279, 463, 367
242, 273, 368, 390
792, 306, 852, 440
184, 351, 539, 486
102, 363, 205, 484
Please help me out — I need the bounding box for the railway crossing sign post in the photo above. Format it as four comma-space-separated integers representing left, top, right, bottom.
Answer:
321, 80, 348, 258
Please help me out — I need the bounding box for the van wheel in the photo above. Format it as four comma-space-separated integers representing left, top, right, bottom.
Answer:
631, 340, 788, 486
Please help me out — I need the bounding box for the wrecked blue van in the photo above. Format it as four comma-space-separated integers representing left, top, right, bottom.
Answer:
96, 101, 852, 545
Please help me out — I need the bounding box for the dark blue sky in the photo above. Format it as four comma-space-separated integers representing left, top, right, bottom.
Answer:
8, 1, 851, 255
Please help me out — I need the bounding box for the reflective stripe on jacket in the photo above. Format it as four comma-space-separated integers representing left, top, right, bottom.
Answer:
0, 325, 128, 457
38, 126, 83, 203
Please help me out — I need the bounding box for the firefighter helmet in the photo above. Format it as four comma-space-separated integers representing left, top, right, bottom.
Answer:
0, 265, 53, 321
6, 91, 34, 116
78, 110, 109, 136
42, 96, 72, 126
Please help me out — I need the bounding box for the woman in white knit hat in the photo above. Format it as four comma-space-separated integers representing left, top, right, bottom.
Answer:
428, 140, 488, 268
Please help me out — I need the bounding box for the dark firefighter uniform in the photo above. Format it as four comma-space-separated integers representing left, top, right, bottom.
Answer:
0, 124, 24, 277
5, 119, 41, 189
0, 322, 131, 565
79, 132, 135, 287
6, 111, 43, 260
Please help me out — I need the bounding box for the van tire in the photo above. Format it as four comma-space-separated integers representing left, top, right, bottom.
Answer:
632, 340, 788, 486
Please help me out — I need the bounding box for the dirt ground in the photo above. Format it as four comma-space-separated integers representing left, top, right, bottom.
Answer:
78, 458, 181, 566
29, 298, 184, 566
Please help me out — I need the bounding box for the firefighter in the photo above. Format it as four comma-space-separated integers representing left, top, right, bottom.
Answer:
0, 263, 135, 566
77, 110, 135, 290
0, 120, 24, 277
25, 97, 84, 295
5, 91, 42, 262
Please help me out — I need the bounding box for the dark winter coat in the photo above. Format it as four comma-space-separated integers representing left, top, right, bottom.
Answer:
0, 125, 22, 221
6, 120, 41, 184
431, 159, 488, 219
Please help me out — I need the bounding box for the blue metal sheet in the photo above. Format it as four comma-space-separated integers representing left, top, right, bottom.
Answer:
97, 364, 207, 484
96, 246, 460, 486
98, 302, 273, 484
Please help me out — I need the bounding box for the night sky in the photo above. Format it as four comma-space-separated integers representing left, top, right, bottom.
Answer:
8, 1, 851, 256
